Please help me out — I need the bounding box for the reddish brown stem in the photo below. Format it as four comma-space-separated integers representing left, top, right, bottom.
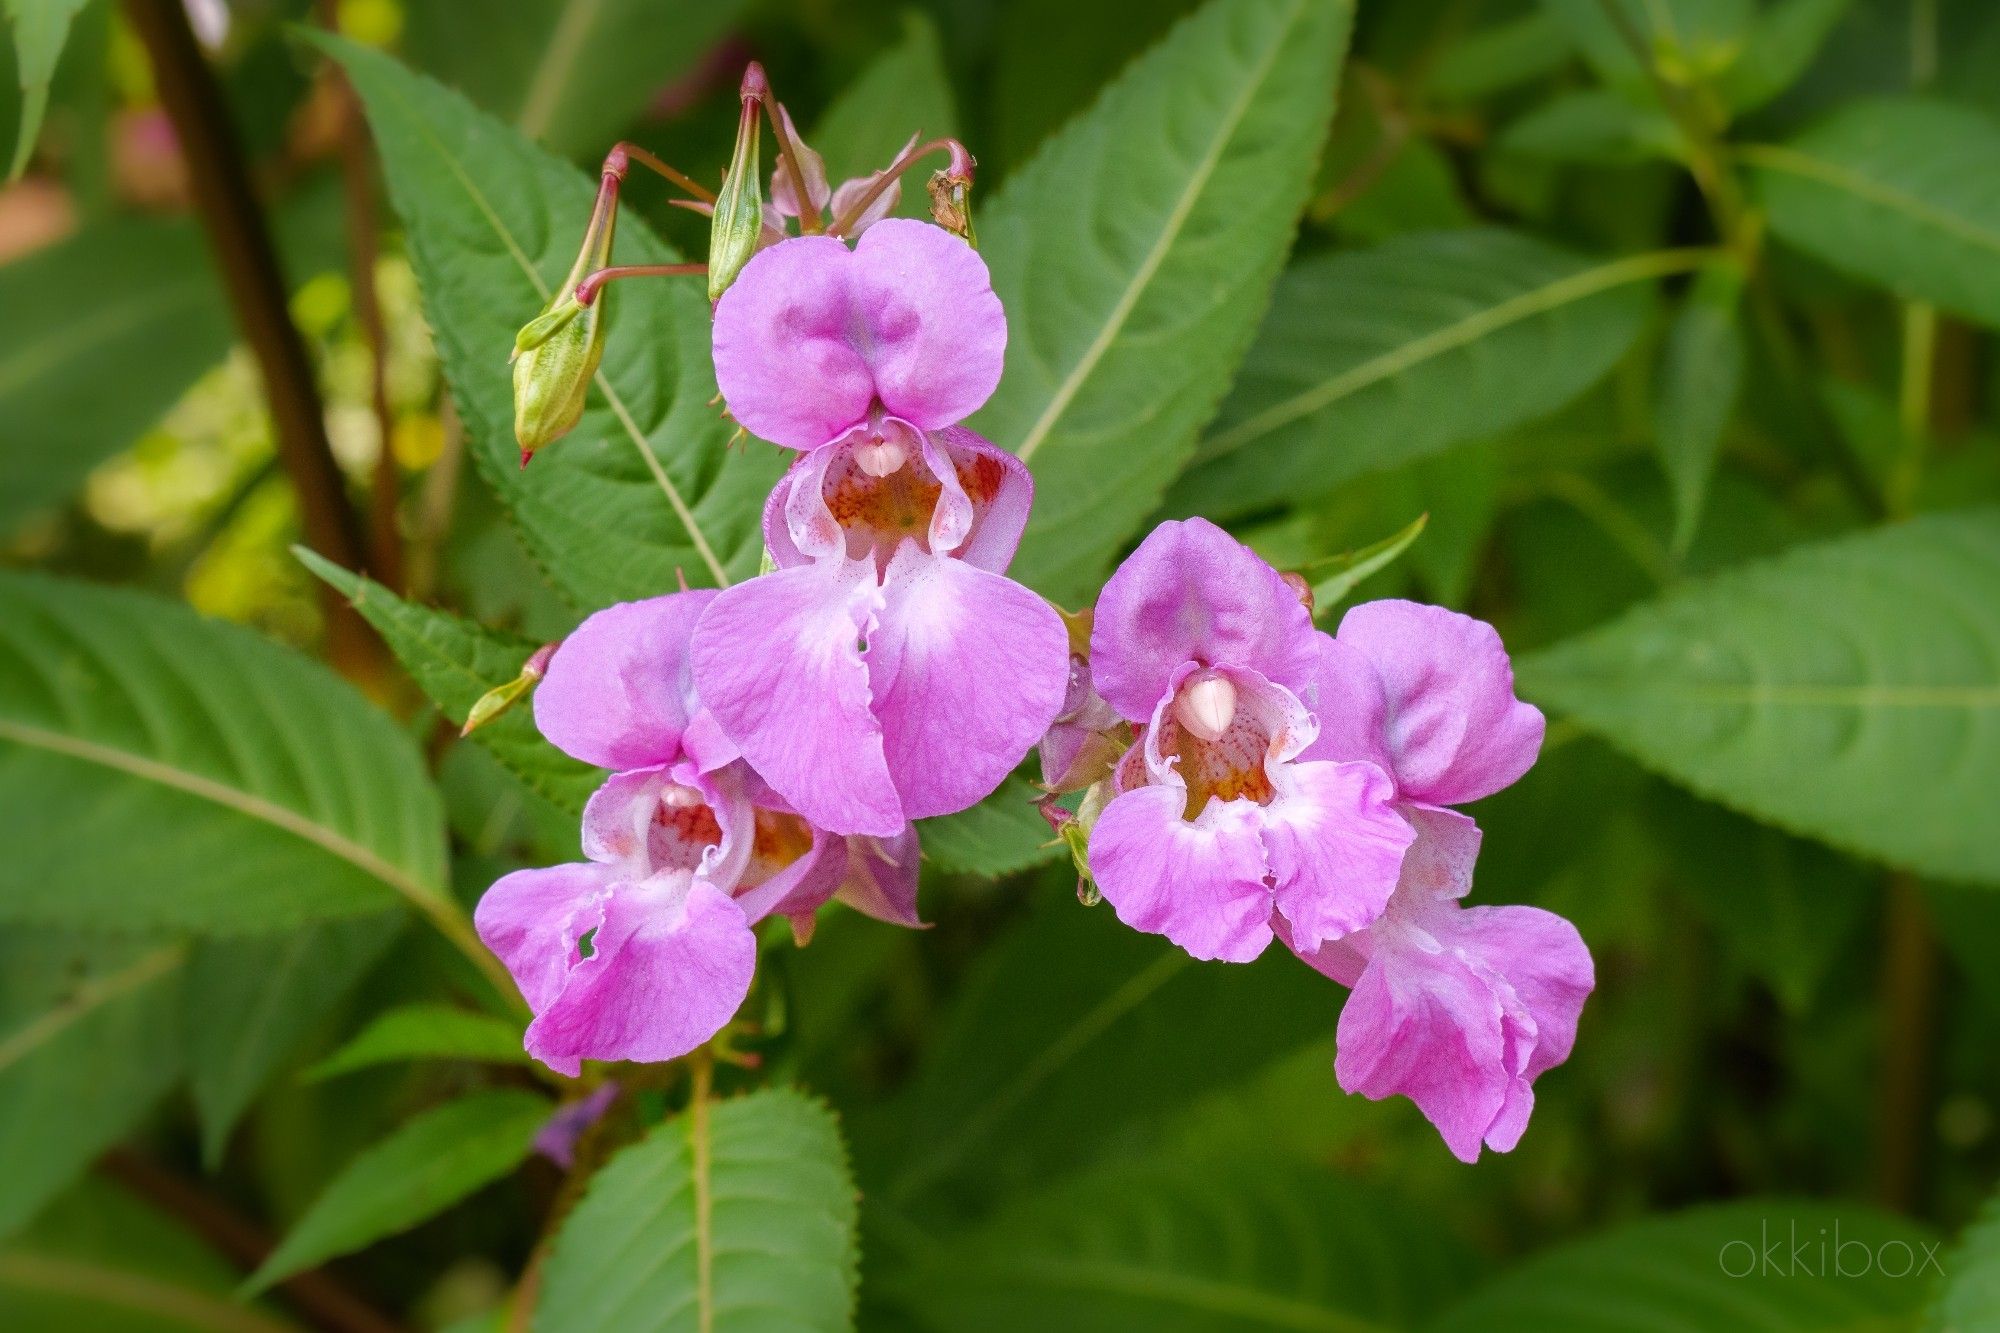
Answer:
825, 136, 974, 237
1875, 873, 1938, 1212
100, 1150, 404, 1333
606, 140, 715, 203
575, 262, 706, 306
124, 0, 387, 680
318, 0, 403, 589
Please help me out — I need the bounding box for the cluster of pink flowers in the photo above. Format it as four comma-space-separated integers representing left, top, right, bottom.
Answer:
481, 100, 1592, 1160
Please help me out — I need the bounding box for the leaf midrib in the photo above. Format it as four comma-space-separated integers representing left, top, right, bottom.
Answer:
0, 943, 186, 1073
1011, 0, 1306, 464
355, 50, 731, 587
0, 273, 211, 400
1197, 247, 1713, 463
1742, 141, 2000, 258
0, 716, 442, 908
0, 1253, 297, 1333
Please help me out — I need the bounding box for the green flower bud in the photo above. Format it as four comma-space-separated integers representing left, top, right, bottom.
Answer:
511, 167, 618, 463
709, 66, 767, 303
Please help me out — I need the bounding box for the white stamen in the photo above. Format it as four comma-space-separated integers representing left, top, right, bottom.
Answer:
659, 783, 704, 809
854, 438, 907, 477
1175, 675, 1238, 742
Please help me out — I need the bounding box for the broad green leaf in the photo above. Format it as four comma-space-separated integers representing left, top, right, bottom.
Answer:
0, 219, 230, 534
1717, 0, 1851, 113
1517, 511, 2000, 883
0, 932, 185, 1237
5, 0, 90, 178
186, 914, 404, 1167
1430, 11, 1572, 100
0, 571, 450, 931
893, 1158, 1481, 1332
1751, 99, 2000, 329
973, 0, 1350, 603
812, 13, 956, 221
1500, 90, 1678, 164
301, 550, 600, 816
327, 35, 782, 605
1175, 231, 1670, 521
1653, 262, 1746, 555
0, 1179, 300, 1332
1428, 1201, 1939, 1332
401, 0, 745, 157
1928, 1186, 2000, 1331
535, 1088, 858, 1333
921, 774, 1061, 879
247, 1088, 551, 1292
305, 1002, 530, 1081
852, 893, 1330, 1221
1306, 512, 1428, 616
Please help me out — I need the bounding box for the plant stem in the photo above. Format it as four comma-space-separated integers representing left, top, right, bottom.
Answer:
123, 0, 387, 680
100, 1151, 404, 1333
317, 0, 404, 590
688, 1048, 716, 1333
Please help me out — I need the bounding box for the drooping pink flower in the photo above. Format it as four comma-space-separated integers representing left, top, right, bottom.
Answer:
1287, 808, 1593, 1162
693, 219, 1069, 837
1082, 519, 1415, 964
476, 592, 920, 1076
1283, 597, 1591, 1160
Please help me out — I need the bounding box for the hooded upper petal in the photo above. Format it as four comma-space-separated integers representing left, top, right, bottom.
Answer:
712, 220, 1005, 449
522, 878, 757, 1077
868, 541, 1069, 821
1333, 600, 1545, 806
1089, 783, 1274, 963
690, 557, 903, 837
1090, 519, 1317, 722
534, 592, 714, 771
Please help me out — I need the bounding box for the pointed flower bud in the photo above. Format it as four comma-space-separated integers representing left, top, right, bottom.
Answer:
462, 642, 558, 737
709, 65, 767, 302
511, 167, 618, 462
927, 142, 977, 245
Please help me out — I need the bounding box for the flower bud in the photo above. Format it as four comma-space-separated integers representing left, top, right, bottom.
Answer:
462, 642, 557, 737
512, 168, 618, 462
927, 142, 977, 245
709, 67, 767, 302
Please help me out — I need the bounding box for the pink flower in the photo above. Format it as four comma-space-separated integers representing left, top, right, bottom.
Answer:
1083, 519, 1415, 964
1288, 809, 1593, 1163
476, 592, 919, 1077
693, 220, 1069, 837
1288, 598, 1592, 1160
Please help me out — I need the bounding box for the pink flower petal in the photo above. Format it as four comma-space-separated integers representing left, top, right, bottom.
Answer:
1090, 519, 1317, 722
836, 827, 924, 927
1335, 600, 1545, 806
690, 557, 903, 837
1089, 784, 1274, 963
848, 220, 1006, 430
870, 542, 1069, 820
1260, 759, 1412, 954
533, 592, 714, 771
523, 878, 756, 1077
474, 861, 611, 1014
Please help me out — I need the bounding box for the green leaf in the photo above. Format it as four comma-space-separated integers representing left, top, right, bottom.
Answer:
972, 0, 1351, 603
535, 1088, 858, 1333
0, 219, 231, 535
0, 932, 185, 1237
0, 571, 450, 932
1428, 1200, 1939, 1331
921, 774, 1062, 879
1429, 10, 1573, 100
1751, 99, 2000, 329
893, 1157, 1481, 1332
187, 914, 404, 1168
300, 550, 600, 817
1175, 231, 1671, 521
812, 13, 957, 221
325, 34, 782, 604
1928, 1186, 2000, 1331
305, 1003, 529, 1081
5, 0, 90, 179
1538, 0, 1754, 98
1305, 512, 1428, 616
1653, 262, 1746, 555
400, 0, 746, 158
247, 1088, 551, 1292
1716, 0, 1851, 113
0, 1178, 300, 1332
852, 892, 1330, 1221
1517, 510, 2000, 884
1500, 90, 1679, 164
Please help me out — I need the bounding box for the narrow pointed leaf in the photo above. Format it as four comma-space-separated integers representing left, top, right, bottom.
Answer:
1176, 230, 1668, 520
0, 572, 448, 931
535, 1088, 858, 1333
1653, 263, 1746, 555
324, 34, 782, 604
247, 1089, 551, 1293
305, 1003, 530, 1082
973, 0, 1351, 603
1517, 511, 2000, 883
